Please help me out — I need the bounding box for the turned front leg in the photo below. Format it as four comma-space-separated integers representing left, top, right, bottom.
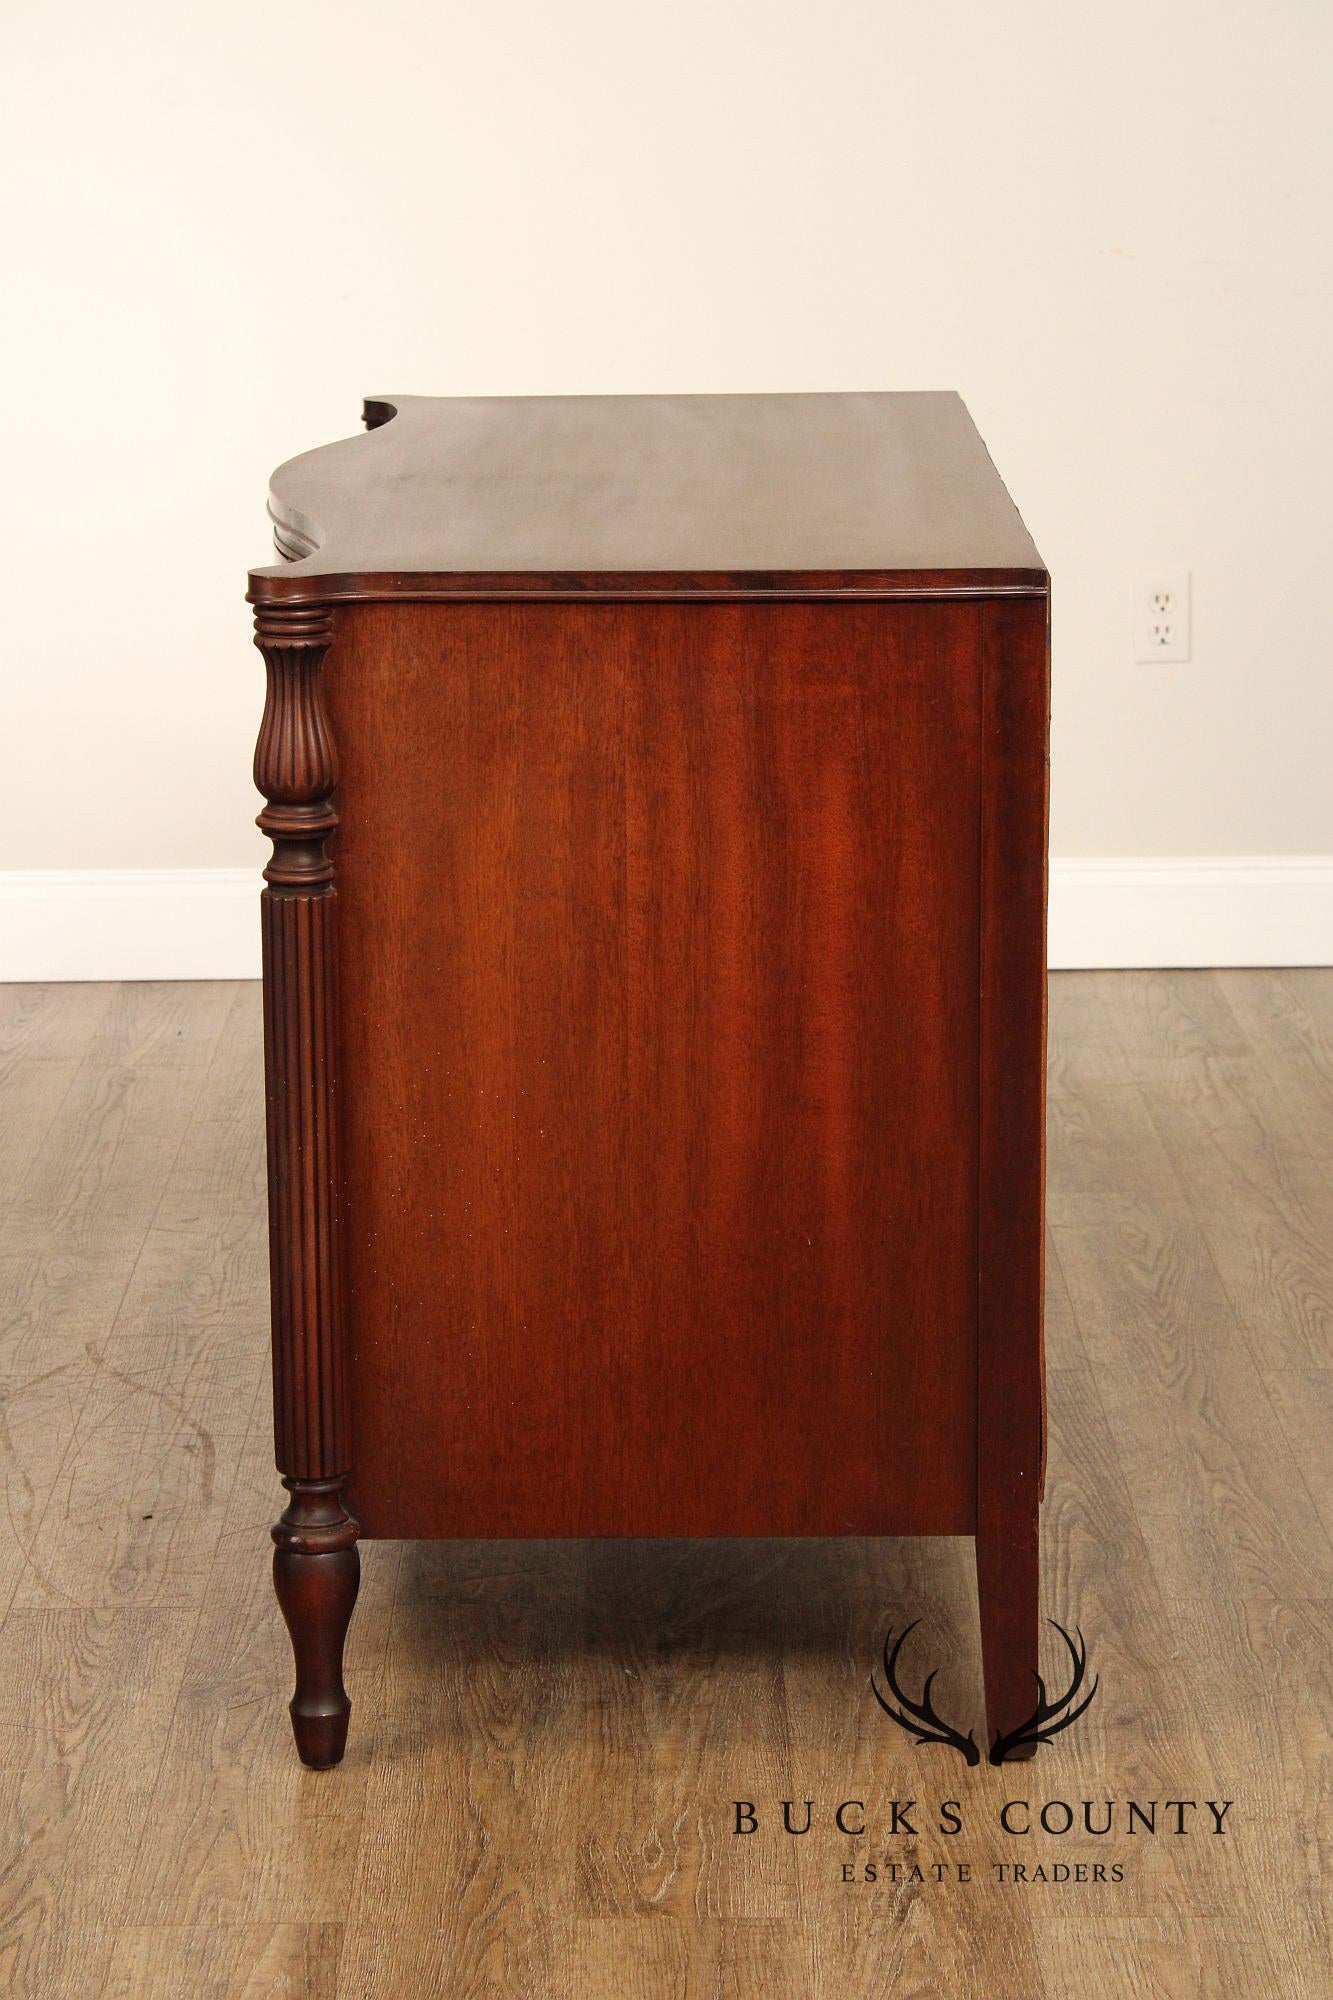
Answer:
273, 1477, 360, 1768
253, 598, 359, 1768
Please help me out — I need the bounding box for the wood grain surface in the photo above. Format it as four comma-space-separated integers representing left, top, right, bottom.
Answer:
328, 597, 988, 1541
974, 595, 1048, 1742
0, 971, 1328, 1996
252, 391, 1046, 595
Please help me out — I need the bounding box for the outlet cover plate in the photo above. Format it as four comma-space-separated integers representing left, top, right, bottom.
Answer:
1135, 570, 1192, 662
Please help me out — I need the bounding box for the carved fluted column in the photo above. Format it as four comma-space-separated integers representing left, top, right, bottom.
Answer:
253, 599, 359, 1768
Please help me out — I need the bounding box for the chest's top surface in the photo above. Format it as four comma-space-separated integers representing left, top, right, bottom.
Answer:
251, 391, 1045, 600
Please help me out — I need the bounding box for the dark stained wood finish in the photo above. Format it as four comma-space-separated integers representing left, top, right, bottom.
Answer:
252, 601, 359, 1767
271, 1477, 360, 1771
246, 391, 1050, 1764
975, 597, 1050, 1747
253, 391, 1046, 600
327, 597, 985, 1541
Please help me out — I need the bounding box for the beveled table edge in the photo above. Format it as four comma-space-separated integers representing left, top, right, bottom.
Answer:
247, 568, 1050, 606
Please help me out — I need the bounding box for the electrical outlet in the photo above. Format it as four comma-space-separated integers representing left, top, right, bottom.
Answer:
1134, 571, 1192, 662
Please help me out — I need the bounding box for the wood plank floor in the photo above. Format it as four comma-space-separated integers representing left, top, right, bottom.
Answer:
0, 973, 1328, 1997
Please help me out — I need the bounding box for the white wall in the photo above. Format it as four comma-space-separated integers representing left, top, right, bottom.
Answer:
1, 2, 1330, 969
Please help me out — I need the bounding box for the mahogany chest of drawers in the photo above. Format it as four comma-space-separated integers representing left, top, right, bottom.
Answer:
247, 392, 1048, 1766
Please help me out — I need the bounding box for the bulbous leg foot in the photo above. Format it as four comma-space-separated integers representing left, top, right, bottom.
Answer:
272, 1476, 360, 1769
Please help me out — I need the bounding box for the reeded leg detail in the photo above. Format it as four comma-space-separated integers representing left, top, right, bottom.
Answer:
253, 600, 357, 1766
272, 1477, 360, 1768
976, 1519, 1039, 1759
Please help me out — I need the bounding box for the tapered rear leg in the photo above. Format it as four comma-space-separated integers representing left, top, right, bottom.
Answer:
975, 602, 1049, 1763
976, 1519, 1039, 1759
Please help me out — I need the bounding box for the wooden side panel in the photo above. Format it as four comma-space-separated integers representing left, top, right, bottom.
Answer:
327, 599, 984, 1539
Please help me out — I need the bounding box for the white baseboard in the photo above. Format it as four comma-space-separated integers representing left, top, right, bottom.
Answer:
1048, 856, 1333, 969
0, 870, 259, 982
0, 859, 1330, 981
